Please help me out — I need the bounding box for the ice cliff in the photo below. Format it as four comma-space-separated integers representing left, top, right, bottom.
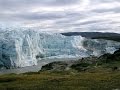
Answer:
0, 28, 120, 68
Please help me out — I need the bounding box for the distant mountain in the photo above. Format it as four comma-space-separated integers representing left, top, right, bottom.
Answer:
61, 32, 120, 42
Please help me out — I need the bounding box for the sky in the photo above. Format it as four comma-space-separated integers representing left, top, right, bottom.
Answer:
0, 0, 120, 33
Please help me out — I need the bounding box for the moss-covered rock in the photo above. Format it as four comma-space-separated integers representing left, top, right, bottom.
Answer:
41, 61, 68, 71
71, 63, 90, 71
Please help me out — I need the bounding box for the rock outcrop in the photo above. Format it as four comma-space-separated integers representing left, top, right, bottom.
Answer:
41, 49, 120, 71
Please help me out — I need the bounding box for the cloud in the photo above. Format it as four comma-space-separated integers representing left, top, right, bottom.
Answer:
0, 0, 120, 33
0, 0, 80, 9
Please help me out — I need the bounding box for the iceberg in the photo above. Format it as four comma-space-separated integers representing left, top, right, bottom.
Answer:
0, 27, 120, 68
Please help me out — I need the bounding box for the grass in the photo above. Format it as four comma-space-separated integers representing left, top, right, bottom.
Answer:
0, 58, 120, 90
0, 68, 120, 90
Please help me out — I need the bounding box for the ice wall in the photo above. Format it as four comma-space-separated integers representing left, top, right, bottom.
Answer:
0, 29, 120, 68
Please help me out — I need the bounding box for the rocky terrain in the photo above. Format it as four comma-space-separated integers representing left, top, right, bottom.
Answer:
41, 48, 120, 72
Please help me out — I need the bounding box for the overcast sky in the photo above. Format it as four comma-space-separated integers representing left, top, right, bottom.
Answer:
0, 0, 120, 33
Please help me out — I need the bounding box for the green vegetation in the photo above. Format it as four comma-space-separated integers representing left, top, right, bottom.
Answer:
71, 63, 91, 72
0, 61, 120, 90
0, 70, 119, 90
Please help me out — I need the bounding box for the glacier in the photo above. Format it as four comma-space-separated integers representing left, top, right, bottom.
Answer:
0, 28, 120, 69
